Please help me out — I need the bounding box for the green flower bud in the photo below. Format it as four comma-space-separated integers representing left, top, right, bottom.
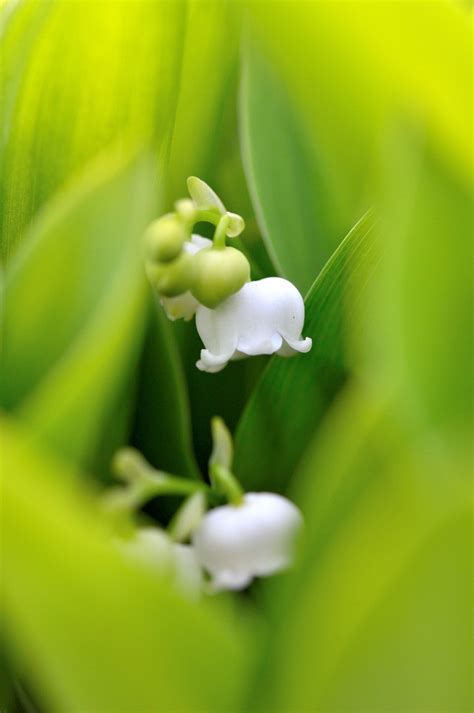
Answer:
146, 250, 195, 297
191, 246, 250, 308
145, 214, 187, 263
175, 198, 197, 224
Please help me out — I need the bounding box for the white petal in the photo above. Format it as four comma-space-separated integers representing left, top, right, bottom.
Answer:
187, 234, 213, 253
277, 336, 312, 357
161, 292, 200, 321
160, 235, 212, 321
191, 492, 303, 591
120, 528, 202, 597
121, 528, 173, 568
171, 543, 203, 599
195, 277, 312, 371
210, 569, 253, 592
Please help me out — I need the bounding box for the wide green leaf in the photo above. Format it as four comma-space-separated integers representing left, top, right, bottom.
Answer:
247, 0, 472, 227
1, 416, 251, 713
0, 0, 184, 261
234, 211, 376, 492
366, 128, 473, 445
248, 386, 472, 712
240, 38, 339, 293
2, 152, 155, 468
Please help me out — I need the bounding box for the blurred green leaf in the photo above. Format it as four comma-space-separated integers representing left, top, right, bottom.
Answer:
249, 386, 472, 712
165, 0, 241, 206
366, 128, 473, 446
206, 71, 276, 283
2, 415, 251, 713
0, 0, 185, 261
2, 152, 155, 468
247, 0, 472, 227
234, 211, 376, 492
0, 0, 51, 132
240, 38, 338, 293
0, 655, 15, 713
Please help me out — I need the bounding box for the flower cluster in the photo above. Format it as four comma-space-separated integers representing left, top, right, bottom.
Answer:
106, 419, 303, 596
118, 181, 309, 595
144, 178, 312, 372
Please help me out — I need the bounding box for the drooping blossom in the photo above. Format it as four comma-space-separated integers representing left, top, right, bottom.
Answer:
195, 277, 312, 373
191, 492, 303, 591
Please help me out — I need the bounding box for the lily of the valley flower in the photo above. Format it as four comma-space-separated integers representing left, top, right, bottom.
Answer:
195, 277, 312, 373
191, 492, 303, 591
160, 234, 211, 321
121, 527, 202, 597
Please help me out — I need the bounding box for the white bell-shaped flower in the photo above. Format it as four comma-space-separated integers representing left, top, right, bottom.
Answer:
196, 277, 312, 373
191, 492, 303, 591
121, 527, 202, 597
195, 277, 312, 373
160, 234, 212, 321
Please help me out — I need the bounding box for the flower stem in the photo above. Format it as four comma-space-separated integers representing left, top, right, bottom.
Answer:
210, 463, 244, 506
112, 447, 209, 505
213, 214, 230, 250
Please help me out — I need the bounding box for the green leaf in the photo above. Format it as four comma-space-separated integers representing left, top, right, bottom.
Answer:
2, 151, 155, 468
0, 1, 51, 134
367, 127, 473, 446
0, 0, 185, 261
247, 1, 472, 226
130, 301, 201, 480
248, 386, 472, 712
204, 76, 277, 282
165, 0, 241, 205
0, 654, 16, 713
239, 38, 339, 293
2, 415, 251, 713
234, 211, 376, 492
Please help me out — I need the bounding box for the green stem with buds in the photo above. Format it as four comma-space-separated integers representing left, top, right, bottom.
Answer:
107, 448, 210, 521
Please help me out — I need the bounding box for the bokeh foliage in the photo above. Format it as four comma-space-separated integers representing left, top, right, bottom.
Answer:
1, 1, 472, 711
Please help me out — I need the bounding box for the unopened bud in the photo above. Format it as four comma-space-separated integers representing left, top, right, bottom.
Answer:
175, 198, 197, 224
146, 250, 195, 297
191, 246, 250, 308
145, 214, 187, 263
